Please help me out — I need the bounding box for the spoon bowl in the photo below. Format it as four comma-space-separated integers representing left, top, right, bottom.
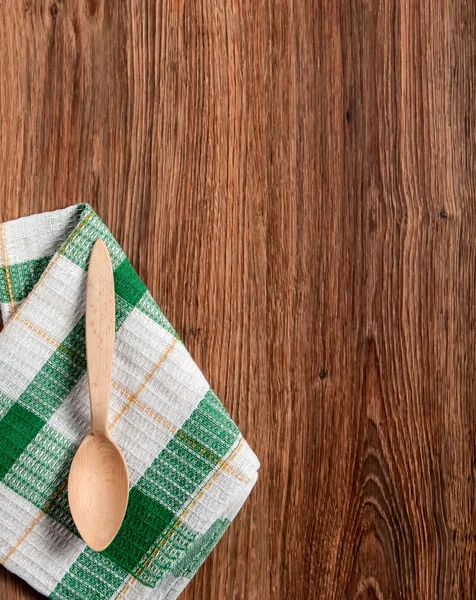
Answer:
68, 433, 129, 551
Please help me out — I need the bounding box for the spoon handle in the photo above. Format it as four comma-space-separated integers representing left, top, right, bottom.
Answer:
86, 239, 115, 435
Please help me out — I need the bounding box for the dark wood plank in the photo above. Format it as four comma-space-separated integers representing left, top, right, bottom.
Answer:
0, 0, 475, 598
0, 567, 41, 600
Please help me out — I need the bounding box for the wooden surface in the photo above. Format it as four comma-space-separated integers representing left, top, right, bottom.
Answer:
0, 1, 475, 599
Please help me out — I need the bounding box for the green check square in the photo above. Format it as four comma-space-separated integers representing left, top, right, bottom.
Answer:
101, 487, 175, 574
0, 404, 45, 480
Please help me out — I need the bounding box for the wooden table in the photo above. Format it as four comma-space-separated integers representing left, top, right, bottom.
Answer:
0, 1, 475, 598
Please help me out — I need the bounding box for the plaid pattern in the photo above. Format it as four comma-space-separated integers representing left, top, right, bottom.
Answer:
0, 205, 259, 599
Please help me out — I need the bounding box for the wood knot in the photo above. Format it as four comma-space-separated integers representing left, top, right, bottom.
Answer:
50, 3, 58, 19
88, 0, 99, 17
188, 327, 202, 340
439, 209, 448, 220
319, 369, 328, 380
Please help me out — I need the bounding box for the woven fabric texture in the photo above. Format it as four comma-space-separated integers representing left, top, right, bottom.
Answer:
0, 205, 259, 599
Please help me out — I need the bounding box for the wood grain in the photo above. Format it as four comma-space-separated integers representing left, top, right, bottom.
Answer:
0, 0, 475, 598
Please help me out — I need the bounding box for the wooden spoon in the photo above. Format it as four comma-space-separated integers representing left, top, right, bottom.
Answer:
68, 238, 129, 552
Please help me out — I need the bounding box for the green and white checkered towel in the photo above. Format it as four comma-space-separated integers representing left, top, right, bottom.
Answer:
0, 204, 259, 599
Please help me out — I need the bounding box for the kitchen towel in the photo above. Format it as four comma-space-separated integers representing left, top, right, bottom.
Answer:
0, 204, 259, 599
